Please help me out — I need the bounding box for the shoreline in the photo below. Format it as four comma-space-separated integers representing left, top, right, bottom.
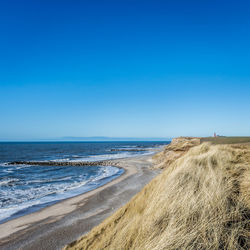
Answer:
0, 166, 124, 225
0, 148, 163, 250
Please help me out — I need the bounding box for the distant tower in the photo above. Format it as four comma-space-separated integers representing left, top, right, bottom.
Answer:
214, 132, 217, 137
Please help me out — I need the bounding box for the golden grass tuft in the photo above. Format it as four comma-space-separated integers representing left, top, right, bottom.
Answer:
152, 137, 200, 169
66, 142, 250, 250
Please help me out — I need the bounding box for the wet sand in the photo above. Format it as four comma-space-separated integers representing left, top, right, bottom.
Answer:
0, 153, 161, 250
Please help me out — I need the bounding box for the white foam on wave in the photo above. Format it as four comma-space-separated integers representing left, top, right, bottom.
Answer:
2, 169, 14, 173
0, 178, 19, 186
91, 165, 120, 182
75, 152, 135, 162
50, 150, 154, 163
1, 164, 32, 170
0, 165, 123, 223
25, 176, 72, 185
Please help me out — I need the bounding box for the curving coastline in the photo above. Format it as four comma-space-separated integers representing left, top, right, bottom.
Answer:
0, 148, 163, 250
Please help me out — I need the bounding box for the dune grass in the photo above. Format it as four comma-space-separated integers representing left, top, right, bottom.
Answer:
66, 141, 250, 250
152, 137, 200, 169
201, 136, 250, 145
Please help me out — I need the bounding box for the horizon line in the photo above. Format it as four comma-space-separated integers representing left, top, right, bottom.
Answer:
0, 136, 173, 142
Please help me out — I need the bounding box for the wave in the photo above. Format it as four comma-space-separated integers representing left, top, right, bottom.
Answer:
0, 178, 20, 186
1, 145, 159, 166
49, 150, 154, 163
0, 165, 123, 223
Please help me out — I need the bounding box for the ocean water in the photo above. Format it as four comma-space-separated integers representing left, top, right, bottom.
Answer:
0, 141, 168, 223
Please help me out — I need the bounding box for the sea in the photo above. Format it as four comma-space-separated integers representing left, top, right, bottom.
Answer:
0, 141, 168, 224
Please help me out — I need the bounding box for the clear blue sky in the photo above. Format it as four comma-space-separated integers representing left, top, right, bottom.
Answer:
0, 0, 250, 140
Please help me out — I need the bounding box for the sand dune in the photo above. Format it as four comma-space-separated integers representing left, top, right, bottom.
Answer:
66, 139, 250, 250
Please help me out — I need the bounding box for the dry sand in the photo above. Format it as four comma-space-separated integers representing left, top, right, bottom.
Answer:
0, 151, 162, 250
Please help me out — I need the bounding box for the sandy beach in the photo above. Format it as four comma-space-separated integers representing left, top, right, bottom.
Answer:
0, 152, 161, 250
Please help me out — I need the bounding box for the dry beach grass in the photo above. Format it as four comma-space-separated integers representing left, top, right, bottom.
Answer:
66, 138, 250, 250
152, 137, 200, 169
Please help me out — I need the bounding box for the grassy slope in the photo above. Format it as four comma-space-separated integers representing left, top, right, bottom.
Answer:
201, 137, 250, 144
152, 137, 200, 169
66, 138, 250, 250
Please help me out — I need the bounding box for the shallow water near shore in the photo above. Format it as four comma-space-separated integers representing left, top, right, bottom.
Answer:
0, 141, 168, 223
